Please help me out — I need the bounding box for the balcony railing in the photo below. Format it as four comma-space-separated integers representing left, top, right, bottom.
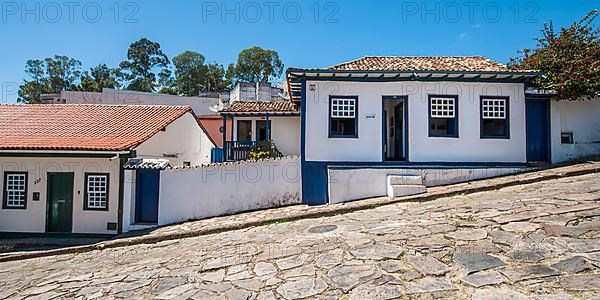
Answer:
224, 141, 258, 161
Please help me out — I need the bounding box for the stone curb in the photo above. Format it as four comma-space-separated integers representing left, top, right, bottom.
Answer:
1, 162, 599, 263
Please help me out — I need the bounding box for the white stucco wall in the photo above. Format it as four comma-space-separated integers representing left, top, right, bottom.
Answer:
328, 166, 529, 204
231, 116, 300, 156
158, 157, 301, 226
305, 81, 526, 163
551, 99, 600, 163
135, 112, 214, 166
61, 89, 221, 116
0, 157, 120, 234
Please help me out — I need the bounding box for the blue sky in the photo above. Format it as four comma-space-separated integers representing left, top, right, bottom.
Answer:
0, 0, 596, 103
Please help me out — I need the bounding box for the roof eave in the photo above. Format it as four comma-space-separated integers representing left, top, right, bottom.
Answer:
287, 68, 542, 77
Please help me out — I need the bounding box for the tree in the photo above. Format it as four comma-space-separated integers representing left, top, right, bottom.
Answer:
80, 64, 121, 92
119, 38, 170, 92
204, 62, 234, 92
171, 51, 235, 95
510, 10, 600, 100
234, 46, 284, 83
17, 56, 82, 103
172, 51, 206, 96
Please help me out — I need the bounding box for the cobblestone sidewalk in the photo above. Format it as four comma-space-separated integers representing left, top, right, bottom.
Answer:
1, 171, 600, 299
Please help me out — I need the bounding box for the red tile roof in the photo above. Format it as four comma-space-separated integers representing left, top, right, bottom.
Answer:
0, 104, 192, 151
220, 101, 300, 115
328, 56, 522, 72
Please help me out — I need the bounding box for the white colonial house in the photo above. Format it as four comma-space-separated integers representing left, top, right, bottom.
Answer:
0, 104, 214, 235
286, 56, 600, 205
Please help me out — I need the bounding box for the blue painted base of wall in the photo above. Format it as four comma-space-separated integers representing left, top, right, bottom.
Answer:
300, 161, 529, 206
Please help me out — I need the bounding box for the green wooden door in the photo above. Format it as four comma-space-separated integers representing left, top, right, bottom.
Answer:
46, 173, 74, 233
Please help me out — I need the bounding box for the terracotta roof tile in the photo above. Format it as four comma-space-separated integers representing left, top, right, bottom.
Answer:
220, 101, 300, 115
328, 56, 522, 72
0, 104, 192, 151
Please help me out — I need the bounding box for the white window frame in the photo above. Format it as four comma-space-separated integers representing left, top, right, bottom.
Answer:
3, 172, 27, 209
430, 97, 456, 118
482, 98, 507, 119
331, 98, 356, 118
85, 174, 108, 210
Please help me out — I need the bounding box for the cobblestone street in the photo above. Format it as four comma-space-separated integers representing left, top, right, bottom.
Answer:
1, 173, 600, 299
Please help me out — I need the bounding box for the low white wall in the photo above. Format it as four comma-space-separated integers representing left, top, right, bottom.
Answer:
551, 99, 600, 163
158, 157, 301, 225
328, 167, 529, 204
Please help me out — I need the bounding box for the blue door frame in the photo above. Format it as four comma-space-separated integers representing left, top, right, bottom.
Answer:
382, 96, 409, 162
525, 98, 551, 163
135, 169, 160, 224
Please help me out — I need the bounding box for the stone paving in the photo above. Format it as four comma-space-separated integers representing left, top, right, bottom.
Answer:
1, 173, 600, 299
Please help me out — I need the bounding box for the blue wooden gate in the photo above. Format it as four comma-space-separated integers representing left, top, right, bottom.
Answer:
135, 169, 160, 224
301, 162, 329, 205
526, 98, 551, 163
211, 147, 224, 163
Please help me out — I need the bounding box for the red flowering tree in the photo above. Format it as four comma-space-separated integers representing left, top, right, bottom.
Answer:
510, 10, 600, 100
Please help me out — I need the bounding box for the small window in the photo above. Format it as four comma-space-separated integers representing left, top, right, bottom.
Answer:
237, 120, 252, 142
481, 96, 510, 139
2, 172, 27, 209
329, 96, 358, 138
561, 132, 574, 144
429, 95, 458, 137
84, 173, 109, 210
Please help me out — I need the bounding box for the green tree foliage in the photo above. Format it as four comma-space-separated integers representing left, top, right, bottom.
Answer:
172, 51, 206, 96
17, 56, 82, 103
234, 46, 284, 83
510, 10, 600, 100
18, 40, 286, 102
204, 62, 235, 92
80, 64, 121, 92
171, 51, 235, 96
119, 38, 170, 92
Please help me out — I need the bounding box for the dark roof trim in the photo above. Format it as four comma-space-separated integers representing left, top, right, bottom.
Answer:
221, 112, 300, 117
287, 68, 542, 77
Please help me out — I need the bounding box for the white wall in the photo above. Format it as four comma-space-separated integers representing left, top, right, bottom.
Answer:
305, 81, 526, 163
158, 157, 301, 225
328, 166, 528, 204
61, 89, 221, 116
0, 157, 120, 234
231, 116, 300, 156
551, 99, 600, 163
135, 112, 214, 166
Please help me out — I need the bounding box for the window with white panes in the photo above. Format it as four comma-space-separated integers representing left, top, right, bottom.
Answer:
480, 96, 510, 139
331, 98, 356, 118
85, 174, 109, 210
329, 96, 358, 138
482, 98, 507, 119
429, 95, 459, 137
3, 172, 27, 209
430, 97, 455, 118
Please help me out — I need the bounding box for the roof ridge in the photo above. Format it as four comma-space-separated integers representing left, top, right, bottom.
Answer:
362, 55, 487, 58
328, 55, 496, 70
